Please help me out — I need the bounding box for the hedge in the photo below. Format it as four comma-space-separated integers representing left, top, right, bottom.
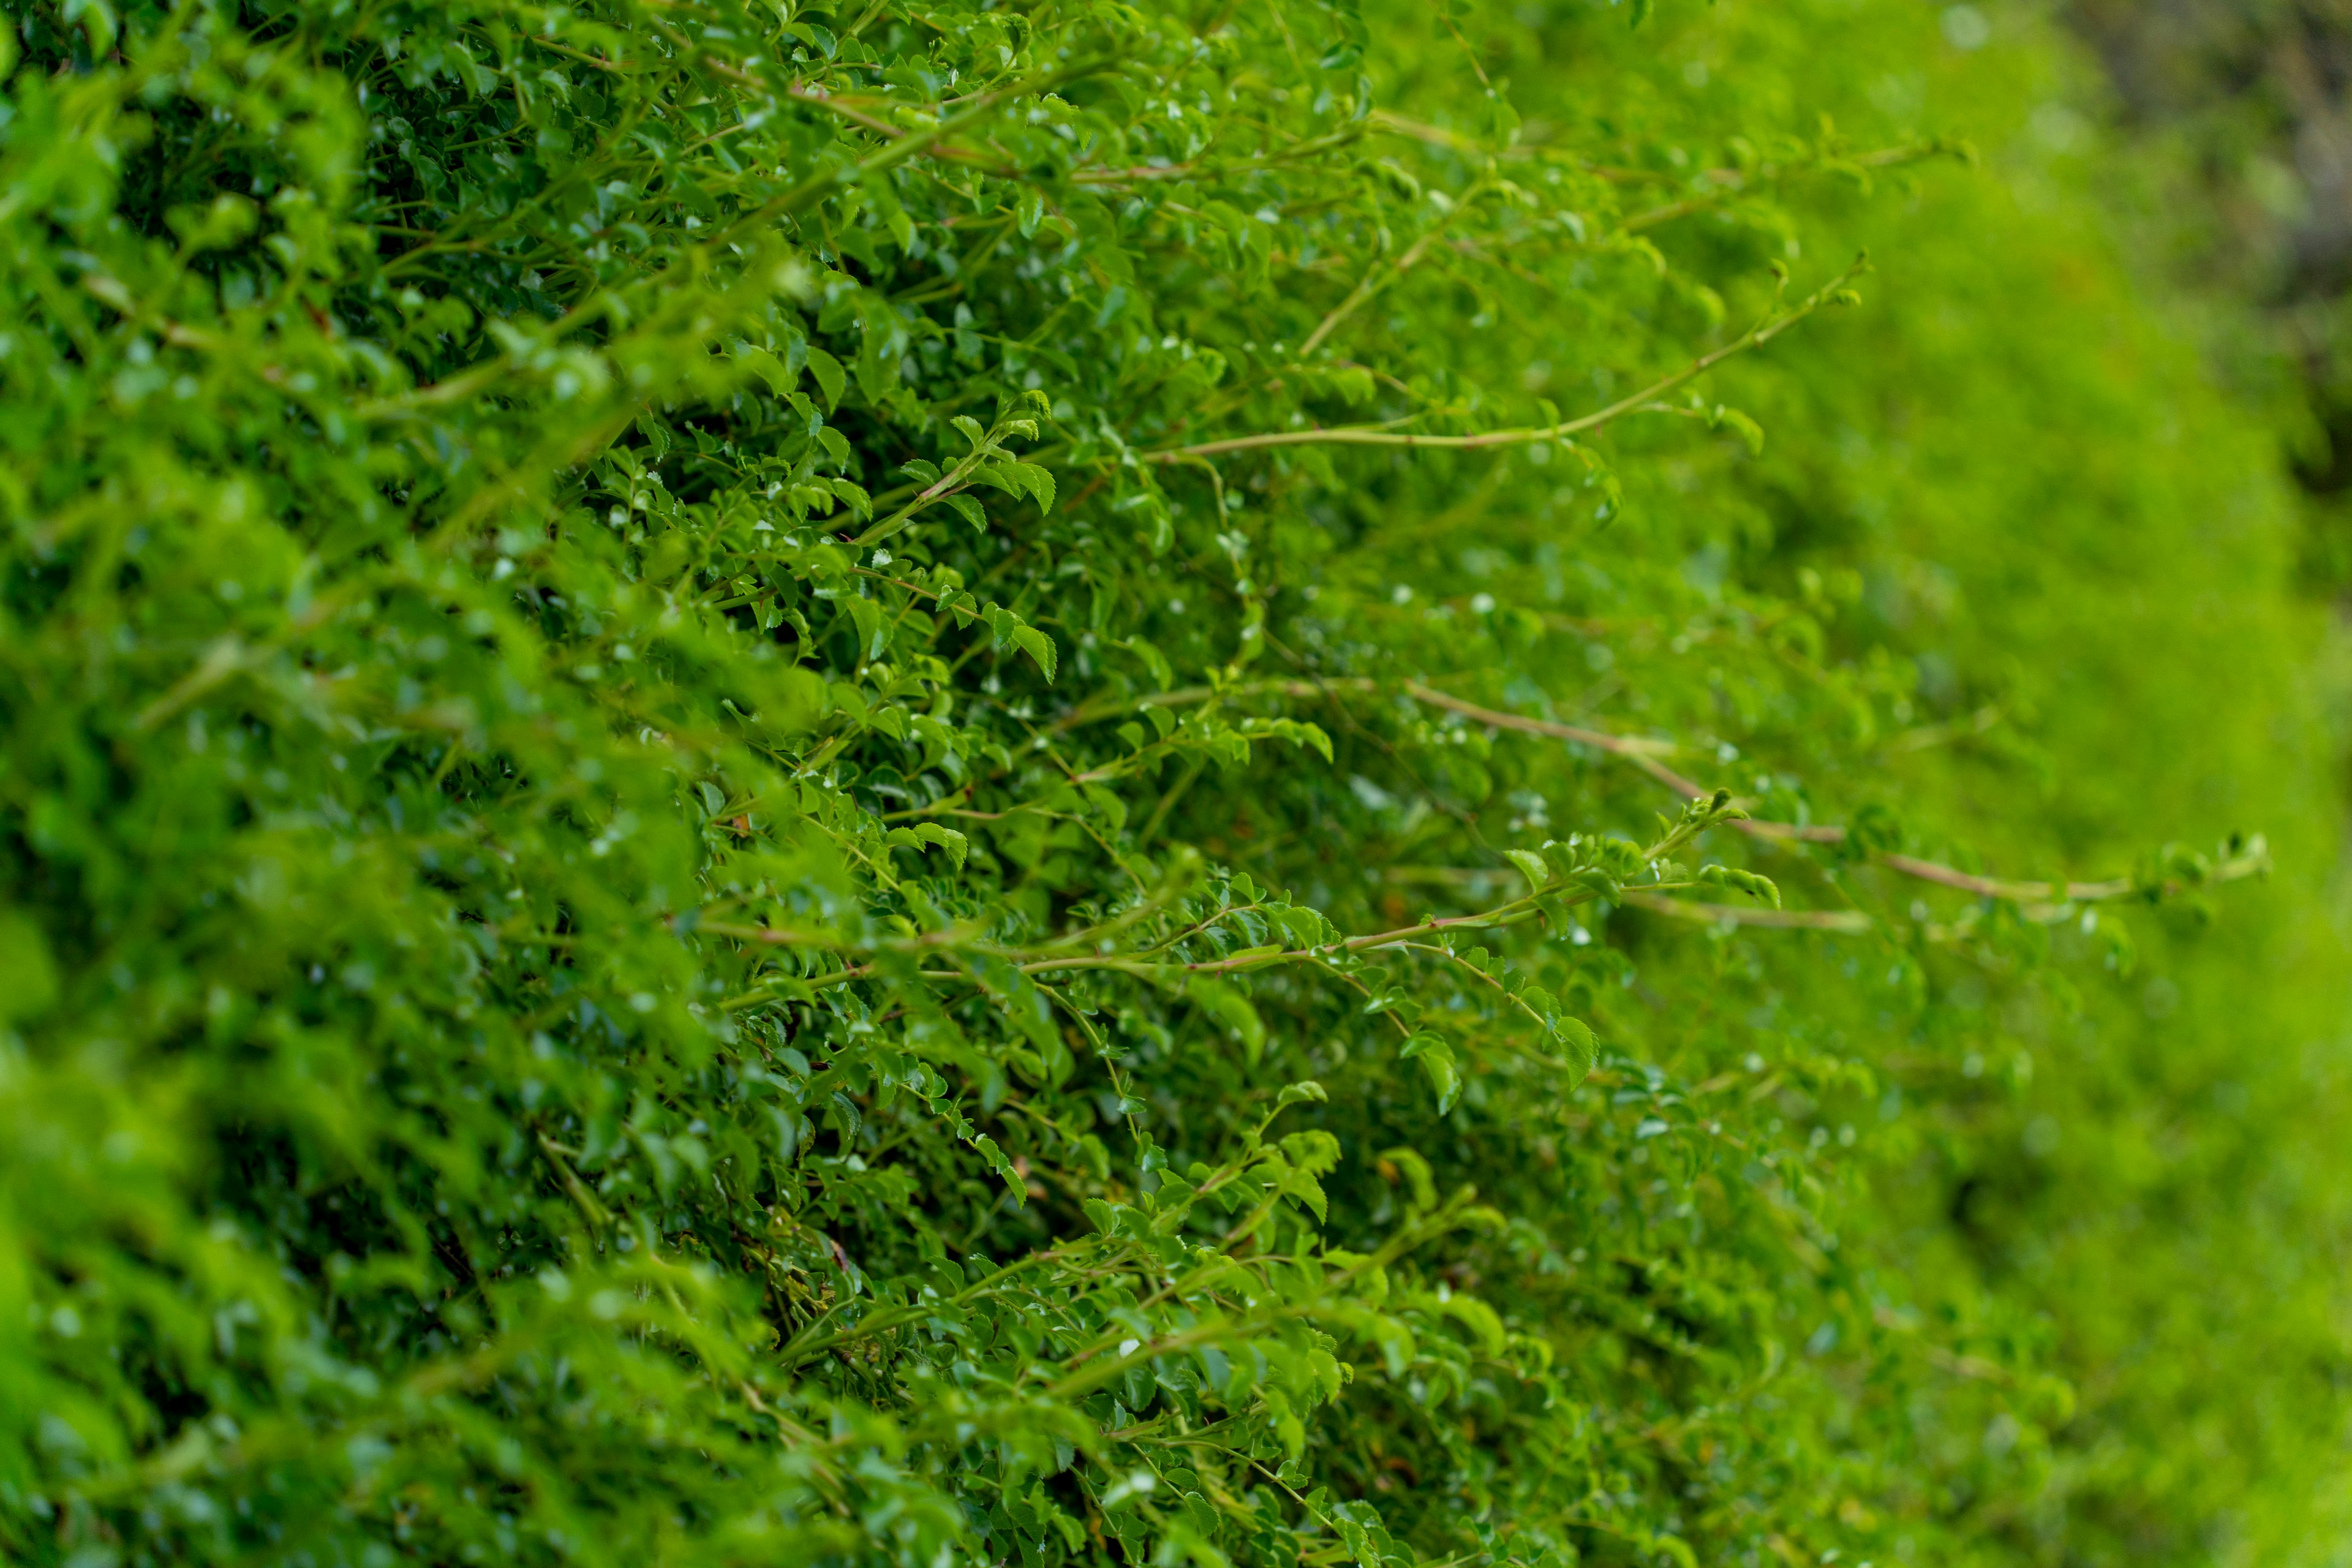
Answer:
3, 1, 2346, 1566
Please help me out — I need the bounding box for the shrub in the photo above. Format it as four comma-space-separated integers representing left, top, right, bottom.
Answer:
2, 2, 2343, 1566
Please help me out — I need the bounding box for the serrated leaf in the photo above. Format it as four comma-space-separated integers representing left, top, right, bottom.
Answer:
912, 823, 968, 869
1009, 461, 1057, 514
805, 345, 846, 410
827, 478, 872, 520
1553, 1015, 1597, 1080
1011, 624, 1057, 682
971, 1134, 1025, 1203
737, 342, 796, 395
1570, 869, 1620, 901
1400, 1033, 1460, 1112
967, 461, 1022, 497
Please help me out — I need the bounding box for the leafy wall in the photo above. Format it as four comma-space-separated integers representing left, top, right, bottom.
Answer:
2, 2, 2346, 1566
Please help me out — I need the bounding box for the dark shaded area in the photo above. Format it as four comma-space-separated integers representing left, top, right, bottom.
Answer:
2067, 0, 2352, 581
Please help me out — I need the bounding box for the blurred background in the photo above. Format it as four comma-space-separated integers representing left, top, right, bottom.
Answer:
2069, 0, 2352, 593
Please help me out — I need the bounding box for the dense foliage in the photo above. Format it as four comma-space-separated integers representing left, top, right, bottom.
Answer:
3, 1, 2346, 1566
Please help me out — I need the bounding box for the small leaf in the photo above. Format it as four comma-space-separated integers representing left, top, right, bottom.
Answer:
1440, 1293, 1507, 1357
1713, 405, 1766, 456
1400, 1033, 1460, 1112
1186, 976, 1266, 1063
971, 1134, 1025, 1203
966, 461, 1022, 497
826, 478, 872, 520
1009, 461, 1057, 514
737, 342, 796, 395
1011, 624, 1058, 682
804, 345, 846, 410
1569, 868, 1620, 901
1553, 1015, 1597, 1080
1080, 783, 1129, 829
913, 823, 969, 869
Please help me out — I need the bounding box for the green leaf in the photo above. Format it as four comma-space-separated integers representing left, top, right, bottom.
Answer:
1011, 624, 1058, 682
1009, 462, 1057, 514
971, 1134, 1025, 1203
1185, 975, 1266, 1063
736, 342, 797, 396
0, 913, 58, 1022
771, 666, 831, 732
1553, 1015, 1598, 1080
912, 823, 970, 870
1439, 1293, 1507, 1357
1400, 1033, 1461, 1112
805, 345, 847, 410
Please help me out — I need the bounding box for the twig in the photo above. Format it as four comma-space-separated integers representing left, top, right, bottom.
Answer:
1140, 258, 1866, 463
1299, 187, 1484, 355
721, 60, 1113, 242
1618, 890, 1871, 933
1620, 142, 1962, 233
1055, 673, 2267, 908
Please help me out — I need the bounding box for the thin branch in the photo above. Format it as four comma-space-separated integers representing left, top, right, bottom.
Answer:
1140, 258, 1866, 463
788, 83, 914, 141
1055, 676, 1679, 760
720, 59, 1112, 243
1618, 890, 1871, 933
1620, 142, 1964, 233
1058, 672, 2269, 908
1299, 187, 1484, 356
1364, 110, 1492, 157
1885, 702, 2003, 754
